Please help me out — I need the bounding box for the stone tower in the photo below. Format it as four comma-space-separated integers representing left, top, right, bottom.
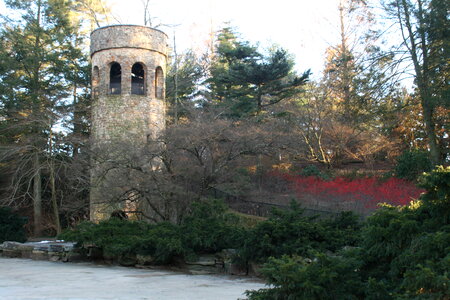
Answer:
89, 25, 168, 222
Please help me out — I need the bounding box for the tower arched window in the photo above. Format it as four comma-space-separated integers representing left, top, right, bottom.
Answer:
131, 63, 145, 95
155, 66, 164, 99
110, 62, 121, 95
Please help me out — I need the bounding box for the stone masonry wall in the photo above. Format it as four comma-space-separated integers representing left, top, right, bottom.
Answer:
90, 25, 167, 222
90, 25, 167, 57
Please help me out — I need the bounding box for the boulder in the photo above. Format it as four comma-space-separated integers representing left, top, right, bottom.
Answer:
136, 254, 154, 265
1, 241, 23, 258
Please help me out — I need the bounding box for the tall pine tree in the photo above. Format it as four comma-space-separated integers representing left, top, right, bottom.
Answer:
0, 0, 88, 235
384, 0, 449, 163
207, 27, 309, 118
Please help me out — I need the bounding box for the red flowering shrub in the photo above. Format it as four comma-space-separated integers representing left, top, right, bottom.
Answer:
271, 172, 425, 215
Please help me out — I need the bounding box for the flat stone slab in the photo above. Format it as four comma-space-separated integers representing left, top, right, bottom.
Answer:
0, 240, 76, 252
1, 241, 77, 261
0, 257, 265, 299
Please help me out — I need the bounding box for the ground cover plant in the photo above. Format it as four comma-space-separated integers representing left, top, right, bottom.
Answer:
272, 170, 425, 215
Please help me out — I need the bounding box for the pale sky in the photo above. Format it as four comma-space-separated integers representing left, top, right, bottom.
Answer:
0, 0, 344, 77
108, 0, 342, 77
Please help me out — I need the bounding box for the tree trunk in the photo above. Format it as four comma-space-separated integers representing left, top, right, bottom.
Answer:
32, 0, 43, 237
173, 33, 179, 124
49, 129, 61, 235
33, 152, 42, 237
399, 0, 441, 164
420, 89, 440, 164
72, 83, 80, 157
338, 1, 353, 122
50, 165, 61, 235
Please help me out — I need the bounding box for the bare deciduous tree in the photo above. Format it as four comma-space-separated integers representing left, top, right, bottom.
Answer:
91, 109, 282, 223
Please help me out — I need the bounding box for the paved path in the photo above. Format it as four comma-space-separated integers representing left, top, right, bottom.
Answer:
0, 257, 265, 300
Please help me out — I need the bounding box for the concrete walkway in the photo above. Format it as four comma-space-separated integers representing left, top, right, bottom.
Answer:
0, 257, 265, 300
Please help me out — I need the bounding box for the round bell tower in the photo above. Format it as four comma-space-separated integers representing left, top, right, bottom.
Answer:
89, 25, 168, 221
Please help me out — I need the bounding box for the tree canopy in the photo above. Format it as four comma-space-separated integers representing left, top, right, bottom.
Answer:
207, 27, 310, 117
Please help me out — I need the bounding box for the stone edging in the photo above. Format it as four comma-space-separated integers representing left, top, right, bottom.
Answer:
0, 241, 81, 262
0, 241, 262, 277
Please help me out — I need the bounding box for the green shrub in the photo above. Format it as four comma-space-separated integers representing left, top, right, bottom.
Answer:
0, 206, 27, 243
181, 199, 246, 254
361, 205, 422, 280
246, 252, 364, 300
357, 167, 450, 297
238, 202, 361, 263
418, 165, 450, 214
59, 219, 183, 264
300, 165, 330, 180
320, 211, 362, 249
135, 222, 184, 264
360, 203, 450, 298
395, 150, 432, 181
230, 211, 265, 228
59, 219, 146, 257
59, 199, 247, 264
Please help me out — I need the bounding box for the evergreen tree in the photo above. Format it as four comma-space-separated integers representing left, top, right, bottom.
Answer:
208, 27, 310, 118
166, 50, 205, 123
0, 0, 88, 235
323, 0, 402, 128
383, 0, 449, 164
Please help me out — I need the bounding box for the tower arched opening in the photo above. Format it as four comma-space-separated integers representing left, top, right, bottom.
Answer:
131, 63, 145, 95
110, 62, 122, 95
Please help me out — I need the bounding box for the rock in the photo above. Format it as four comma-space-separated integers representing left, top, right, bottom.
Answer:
1, 240, 79, 262
65, 251, 83, 262
17, 244, 34, 251
2, 249, 22, 258
49, 245, 65, 252
184, 254, 233, 275
216, 249, 246, 275
118, 254, 137, 267
49, 255, 61, 262
31, 250, 48, 260
136, 254, 154, 265
218, 249, 237, 259
19, 247, 34, 259
35, 245, 50, 252
248, 263, 262, 277
185, 254, 217, 267
0, 241, 22, 250
228, 263, 247, 276
185, 264, 217, 275
1, 242, 23, 257
86, 246, 102, 259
